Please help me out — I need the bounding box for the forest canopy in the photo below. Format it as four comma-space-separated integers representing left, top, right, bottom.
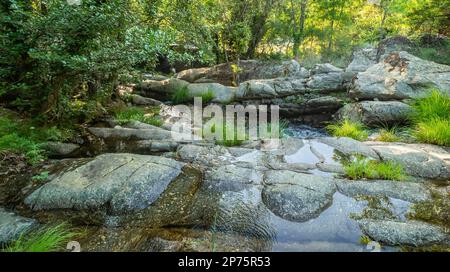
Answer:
1, 0, 449, 122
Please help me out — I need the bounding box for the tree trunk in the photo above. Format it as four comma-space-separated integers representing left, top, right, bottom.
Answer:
292, 0, 307, 61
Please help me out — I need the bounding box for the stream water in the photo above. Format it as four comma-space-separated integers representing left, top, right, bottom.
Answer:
83, 123, 408, 252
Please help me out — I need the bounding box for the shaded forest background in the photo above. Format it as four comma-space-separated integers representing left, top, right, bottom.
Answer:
1, 0, 449, 123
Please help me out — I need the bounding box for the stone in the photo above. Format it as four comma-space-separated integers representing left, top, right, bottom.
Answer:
176, 59, 309, 86
345, 47, 378, 76
335, 101, 412, 127
139, 78, 189, 100
350, 52, 450, 100
25, 154, 185, 215
318, 137, 380, 159
236, 78, 307, 100
262, 171, 336, 222
365, 142, 450, 180
358, 219, 450, 247
336, 179, 431, 203
43, 142, 80, 157
307, 63, 344, 91
204, 165, 263, 192
130, 94, 163, 106
187, 83, 236, 103
0, 208, 37, 245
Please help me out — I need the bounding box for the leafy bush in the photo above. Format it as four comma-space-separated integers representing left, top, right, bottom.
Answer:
114, 107, 162, 127
326, 120, 369, 141
344, 156, 407, 181
3, 223, 79, 252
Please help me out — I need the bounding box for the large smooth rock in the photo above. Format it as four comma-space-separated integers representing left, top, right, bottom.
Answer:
358, 219, 450, 247
262, 171, 336, 222
345, 47, 378, 76
88, 127, 181, 141
236, 78, 307, 100
25, 154, 185, 214
318, 137, 380, 159
307, 64, 345, 91
0, 208, 37, 245
336, 180, 431, 203
176, 60, 309, 86
130, 94, 163, 106
43, 142, 80, 158
139, 78, 189, 100
204, 165, 264, 192
187, 83, 235, 103
365, 142, 450, 180
350, 52, 450, 100
335, 101, 412, 127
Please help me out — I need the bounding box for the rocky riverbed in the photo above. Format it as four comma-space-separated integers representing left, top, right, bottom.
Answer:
1, 37, 449, 252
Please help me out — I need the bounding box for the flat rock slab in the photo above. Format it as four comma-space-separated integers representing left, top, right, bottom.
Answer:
318, 137, 380, 159
262, 171, 336, 222
0, 208, 37, 245
25, 154, 185, 215
358, 219, 450, 247
366, 142, 450, 180
336, 179, 431, 203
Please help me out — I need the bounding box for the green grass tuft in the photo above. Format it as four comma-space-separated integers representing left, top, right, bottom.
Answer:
326, 119, 369, 141
413, 118, 450, 146
375, 128, 400, 142
409, 90, 450, 146
200, 89, 215, 104
411, 90, 450, 123
114, 107, 162, 127
344, 155, 407, 181
3, 223, 79, 252
171, 86, 191, 104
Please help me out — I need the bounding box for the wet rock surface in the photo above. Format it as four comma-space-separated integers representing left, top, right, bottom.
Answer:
358, 219, 450, 247
0, 208, 37, 245
25, 154, 185, 215
262, 171, 336, 222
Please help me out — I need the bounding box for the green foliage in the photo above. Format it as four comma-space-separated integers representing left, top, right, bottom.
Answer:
359, 235, 372, 245
414, 118, 450, 147
410, 90, 450, 146
3, 223, 78, 252
114, 107, 162, 127
411, 90, 450, 122
375, 128, 400, 142
171, 86, 191, 105
326, 120, 369, 141
0, 110, 76, 164
344, 155, 407, 181
201, 89, 215, 104
32, 171, 50, 182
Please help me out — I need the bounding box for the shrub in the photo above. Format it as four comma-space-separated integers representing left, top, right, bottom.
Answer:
326, 119, 369, 141
3, 223, 79, 252
344, 155, 407, 181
